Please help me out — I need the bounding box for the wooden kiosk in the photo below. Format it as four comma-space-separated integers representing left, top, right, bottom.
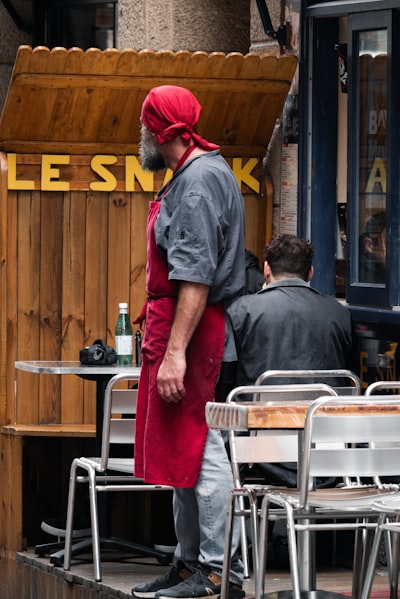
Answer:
0, 45, 297, 598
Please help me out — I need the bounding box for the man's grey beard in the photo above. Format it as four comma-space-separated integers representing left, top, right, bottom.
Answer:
139, 124, 166, 172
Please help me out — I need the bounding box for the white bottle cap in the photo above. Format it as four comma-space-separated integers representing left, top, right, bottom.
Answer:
119, 302, 128, 310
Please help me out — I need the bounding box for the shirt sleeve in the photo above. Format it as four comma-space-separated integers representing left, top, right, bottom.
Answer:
165, 192, 224, 285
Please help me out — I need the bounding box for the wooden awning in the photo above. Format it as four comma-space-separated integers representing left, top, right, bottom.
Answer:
0, 46, 297, 157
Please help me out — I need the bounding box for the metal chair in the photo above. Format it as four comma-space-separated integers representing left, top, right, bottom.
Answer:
222, 382, 339, 587
235, 369, 361, 578
255, 369, 365, 564
359, 380, 400, 598
63, 373, 173, 581
256, 394, 400, 599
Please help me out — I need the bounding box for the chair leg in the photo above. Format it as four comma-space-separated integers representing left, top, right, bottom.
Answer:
285, 503, 302, 599
238, 494, 250, 578
351, 522, 365, 599
257, 495, 300, 599
352, 519, 375, 599
388, 521, 400, 599
87, 467, 101, 582
63, 459, 78, 571
360, 514, 385, 599
220, 491, 236, 599
248, 489, 259, 579
257, 495, 270, 599
384, 524, 393, 577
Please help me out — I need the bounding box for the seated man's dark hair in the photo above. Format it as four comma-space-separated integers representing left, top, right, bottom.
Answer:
263, 234, 314, 280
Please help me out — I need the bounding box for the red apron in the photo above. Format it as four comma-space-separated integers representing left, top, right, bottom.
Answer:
134, 200, 225, 487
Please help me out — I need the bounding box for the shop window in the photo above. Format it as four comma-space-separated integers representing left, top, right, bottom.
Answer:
346, 10, 397, 307
356, 32, 387, 286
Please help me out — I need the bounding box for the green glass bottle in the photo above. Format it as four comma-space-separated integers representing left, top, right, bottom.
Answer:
115, 302, 133, 366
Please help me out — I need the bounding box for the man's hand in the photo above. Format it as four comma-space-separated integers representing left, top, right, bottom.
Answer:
157, 281, 209, 403
157, 349, 187, 403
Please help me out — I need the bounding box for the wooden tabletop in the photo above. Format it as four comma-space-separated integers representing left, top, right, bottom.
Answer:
205, 398, 400, 431
205, 400, 312, 430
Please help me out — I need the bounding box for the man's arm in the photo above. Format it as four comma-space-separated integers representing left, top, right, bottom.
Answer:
157, 281, 209, 402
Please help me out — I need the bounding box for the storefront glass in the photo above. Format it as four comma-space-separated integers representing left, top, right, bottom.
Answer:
356, 29, 387, 285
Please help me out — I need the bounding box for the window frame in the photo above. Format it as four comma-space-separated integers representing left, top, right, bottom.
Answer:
346, 9, 399, 307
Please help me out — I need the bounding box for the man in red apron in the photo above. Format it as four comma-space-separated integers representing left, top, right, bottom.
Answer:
132, 86, 245, 599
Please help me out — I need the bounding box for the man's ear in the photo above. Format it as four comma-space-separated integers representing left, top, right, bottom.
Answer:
264, 261, 271, 280
307, 265, 314, 282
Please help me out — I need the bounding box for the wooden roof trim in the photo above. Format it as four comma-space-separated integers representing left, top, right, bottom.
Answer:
12, 45, 297, 81
0, 46, 298, 156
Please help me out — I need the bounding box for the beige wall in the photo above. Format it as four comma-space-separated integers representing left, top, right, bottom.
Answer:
118, 0, 251, 53
250, 0, 281, 55
118, 0, 282, 55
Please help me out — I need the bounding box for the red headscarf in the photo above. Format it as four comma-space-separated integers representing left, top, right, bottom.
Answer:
140, 85, 219, 151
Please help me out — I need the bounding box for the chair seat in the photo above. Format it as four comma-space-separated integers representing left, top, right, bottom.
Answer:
372, 495, 400, 513
80, 456, 135, 474
282, 486, 398, 509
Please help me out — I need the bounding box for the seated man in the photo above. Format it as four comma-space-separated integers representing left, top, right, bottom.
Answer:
226, 234, 353, 387
225, 234, 353, 490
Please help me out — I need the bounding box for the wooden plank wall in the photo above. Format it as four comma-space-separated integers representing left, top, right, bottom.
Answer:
10, 188, 150, 426
0, 153, 267, 429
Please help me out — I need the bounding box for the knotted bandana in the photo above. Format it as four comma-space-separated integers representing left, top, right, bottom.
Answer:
140, 85, 219, 151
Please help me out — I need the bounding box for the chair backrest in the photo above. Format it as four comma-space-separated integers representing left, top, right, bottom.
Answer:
366, 380, 400, 395
226, 383, 338, 487
365, 381, 400, 484
100, 373, 139, 470
299, 394, 400, 505
255, 369, 361, 396
109, 389, 137, 444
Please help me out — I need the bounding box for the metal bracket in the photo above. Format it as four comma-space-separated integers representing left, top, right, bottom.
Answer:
255, 0, 287, 48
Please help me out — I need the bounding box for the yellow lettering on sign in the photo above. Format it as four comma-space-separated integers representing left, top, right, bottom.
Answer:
41, 155, 70, 191
365, 157, 386, 193
7, 153, 35, 190
232, 158, 260, 194
90, 155, 118, 191
6, 154, 262, 193
125, 156, 154, 192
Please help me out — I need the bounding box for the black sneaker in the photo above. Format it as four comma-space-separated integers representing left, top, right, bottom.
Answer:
132, 561, 193, 598
155, 568, 244, 599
